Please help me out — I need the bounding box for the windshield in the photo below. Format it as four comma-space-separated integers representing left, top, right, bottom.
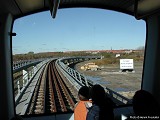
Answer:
12, 8, 146, 115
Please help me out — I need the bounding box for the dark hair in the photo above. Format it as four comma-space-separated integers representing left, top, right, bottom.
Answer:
133, 90, 160, 116
91, 84, 114, 120
78, 86, 90, 100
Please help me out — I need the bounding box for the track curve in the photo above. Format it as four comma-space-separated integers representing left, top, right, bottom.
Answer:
27, 60, 78, 114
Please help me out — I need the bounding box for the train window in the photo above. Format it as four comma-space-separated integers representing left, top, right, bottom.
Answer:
12, 8, 146, 116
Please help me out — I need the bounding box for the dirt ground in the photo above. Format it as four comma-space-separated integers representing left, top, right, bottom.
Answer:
75, 61, 143, 99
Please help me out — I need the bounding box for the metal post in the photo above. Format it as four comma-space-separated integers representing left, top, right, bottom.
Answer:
33, 66, 37, 74
71, 69, 74, 77
71, 69, 73, 76
78, 73, 82, 83
23, 70, 28, 88
17, 80, 20, 94
23, 77, 25, 88
68, 68, 71, 74
28, 70, 31, 80
74, 70, 77, 79
84, 76, 89, 86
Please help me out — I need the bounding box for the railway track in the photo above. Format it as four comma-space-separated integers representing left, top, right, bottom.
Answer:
27, 60, 78, 114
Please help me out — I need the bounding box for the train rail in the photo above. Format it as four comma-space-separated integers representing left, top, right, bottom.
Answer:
27, 60, 78, 114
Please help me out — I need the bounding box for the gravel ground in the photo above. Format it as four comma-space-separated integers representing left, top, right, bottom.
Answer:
75, 61, 143, 99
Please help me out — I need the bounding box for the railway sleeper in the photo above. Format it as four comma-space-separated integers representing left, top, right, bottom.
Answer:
35, 105, 43, 109
34, 109, 43, 114
36, 101, 44, 105
37, 96, 44, 99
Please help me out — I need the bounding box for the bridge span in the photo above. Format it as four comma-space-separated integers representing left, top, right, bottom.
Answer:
14, 56, 132, 116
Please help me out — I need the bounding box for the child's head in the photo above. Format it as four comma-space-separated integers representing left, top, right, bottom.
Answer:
78, 86, 90, 101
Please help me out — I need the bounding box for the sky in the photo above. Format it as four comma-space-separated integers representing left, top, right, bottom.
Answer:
12, 8, 146, 54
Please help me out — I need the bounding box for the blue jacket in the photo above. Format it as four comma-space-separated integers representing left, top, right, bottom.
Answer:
86, 105, 100, 120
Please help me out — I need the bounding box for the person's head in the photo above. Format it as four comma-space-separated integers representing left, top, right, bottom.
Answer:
78, 86, 90, 101
90, 84, 114, 120
90, 84, 106, 105
132, 89, 160, 116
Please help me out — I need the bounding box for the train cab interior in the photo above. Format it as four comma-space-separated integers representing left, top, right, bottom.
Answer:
0, 0, 160, 120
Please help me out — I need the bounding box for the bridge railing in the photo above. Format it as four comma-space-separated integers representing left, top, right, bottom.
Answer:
105, 86, 132, 105
14, 59, 50, 102
13, 59, 45, 73
57, 57, 132, 106
56, 60, 85, 90
14, 68, 36, 97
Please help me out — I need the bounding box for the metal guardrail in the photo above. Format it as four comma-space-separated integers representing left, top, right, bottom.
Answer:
14, 59, 51, 103
56, 60, 84, 91
105, 87, 132, 105
13, 59, 47, 73
57, 57, 132, 106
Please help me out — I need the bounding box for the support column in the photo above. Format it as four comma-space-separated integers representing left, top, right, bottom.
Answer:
0, 13, 15, 120
142, 15, 160, 104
